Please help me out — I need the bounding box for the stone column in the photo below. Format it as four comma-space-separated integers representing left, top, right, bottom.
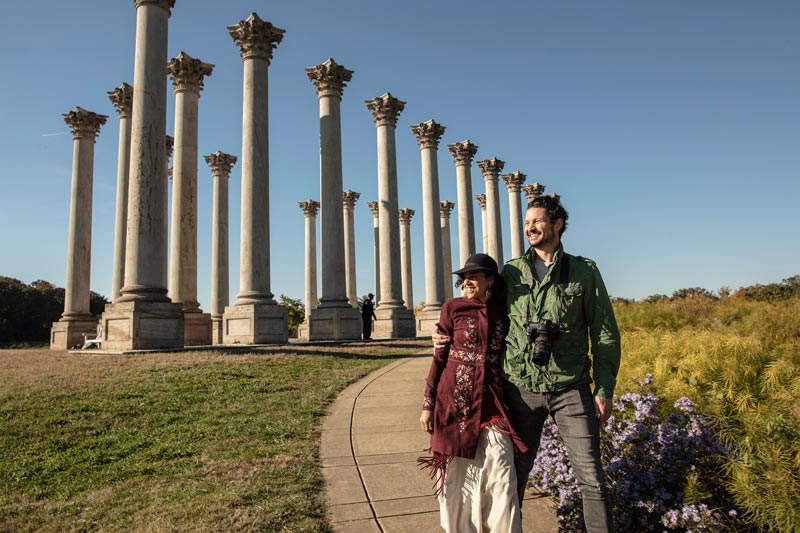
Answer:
477, 157, 505, 266
205, 151, 237, 345
108, 83, 133, 304
475, 193, 488, 253
168, 52, 214, 345
342, 189, 360, 308
411, 119, 446, 334
439, 201, 455, 301
163, 134, 174, 289
365, 93, 415, 337
303, 58, 361, 340
367, 201, 380, 304
101, 0, 184, 351
522, 182, 546, 205
502, 170, 526, 259
223, 13, 288, 344
398, 208, 415, 315
446, 139, 478, 266
296, 199, 320, 340
50, 107, 107, 350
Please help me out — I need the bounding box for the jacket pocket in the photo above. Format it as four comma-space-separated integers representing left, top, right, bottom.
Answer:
558, 283, 584, 331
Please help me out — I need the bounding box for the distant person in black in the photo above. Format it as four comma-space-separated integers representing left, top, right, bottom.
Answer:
362, 293, 377, 340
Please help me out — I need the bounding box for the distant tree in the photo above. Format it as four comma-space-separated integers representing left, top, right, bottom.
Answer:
278, 295, 305, 338
670, 287, 718, 301
0, 277, 109, 343
642, 294, 669, 304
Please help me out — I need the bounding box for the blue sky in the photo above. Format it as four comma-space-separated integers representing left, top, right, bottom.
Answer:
1, 0, 798, 310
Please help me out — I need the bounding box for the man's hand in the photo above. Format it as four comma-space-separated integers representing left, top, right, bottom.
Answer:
594, 396, 612, 425
431, 323, 451, 349
420, 410, 433, 433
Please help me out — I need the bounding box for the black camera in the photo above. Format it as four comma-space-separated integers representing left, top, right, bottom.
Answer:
526, 319, 560, 366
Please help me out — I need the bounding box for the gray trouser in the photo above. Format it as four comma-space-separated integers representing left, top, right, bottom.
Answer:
505, 381, 614, 533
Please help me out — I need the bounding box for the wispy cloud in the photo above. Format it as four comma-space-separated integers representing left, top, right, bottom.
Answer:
42, 132, 70, 137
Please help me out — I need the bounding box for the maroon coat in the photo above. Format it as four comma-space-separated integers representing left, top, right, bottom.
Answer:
422, 296, 525, 460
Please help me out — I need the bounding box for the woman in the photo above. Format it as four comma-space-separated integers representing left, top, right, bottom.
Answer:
419, 253, 526, 532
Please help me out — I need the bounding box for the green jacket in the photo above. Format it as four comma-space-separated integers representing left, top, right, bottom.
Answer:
500, 245, 621, 398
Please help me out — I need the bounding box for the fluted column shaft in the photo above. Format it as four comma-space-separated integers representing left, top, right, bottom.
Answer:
411, 120, 446, 311
447, 140, 478, 266
440, 201, 455, 301
229, 14, 284, 305
366, 93, 406, 309
120, 0, 173, 301
343, 190, 360, 308
108, 84, 133, 303
168, 53, 213, 312
478, 157, 505, 266
367, 201, 380, 304
475, 194, 488, 253
502, 171, 526, 259
299, 200, 320, 320
398, 209, 415, 312
206, 152, 237, 329
62, 108, 107, 320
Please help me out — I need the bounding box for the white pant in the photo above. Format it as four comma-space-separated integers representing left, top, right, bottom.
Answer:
438, 428, 521, 533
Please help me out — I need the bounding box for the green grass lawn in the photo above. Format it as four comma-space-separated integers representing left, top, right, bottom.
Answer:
0, 340, 430, 532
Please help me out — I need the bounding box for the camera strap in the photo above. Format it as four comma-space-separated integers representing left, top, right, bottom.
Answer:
524, 251, 570, 325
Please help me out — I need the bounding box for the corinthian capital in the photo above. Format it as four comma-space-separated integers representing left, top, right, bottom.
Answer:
365, 92, 406, 127
447, 139, 478, 166
134, 0, 175, 15
228, 13, 285, 63
299, 199, 321, 217
367, 201, 379, 219
411, 119, 446, 149
477, 157, 505, 179
522, 182, 546, 202
166, 135, 174, 158
107, 83, 133, 118
204, 151, 238, 177
306, 58, 354, 99
342, 190, 361, 210
398, 208, 415, 224
168, 52, 214, 94
475, 194, 487, 211
502, 171, 526, 192
63, 107, 108, 140
440, 201, 455, 218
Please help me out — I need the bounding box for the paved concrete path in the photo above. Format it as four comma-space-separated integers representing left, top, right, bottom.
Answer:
321, 355, 558, 532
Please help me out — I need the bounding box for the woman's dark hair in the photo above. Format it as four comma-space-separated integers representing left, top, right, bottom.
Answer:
528, 194, 569, 236
454, 270, 506, 299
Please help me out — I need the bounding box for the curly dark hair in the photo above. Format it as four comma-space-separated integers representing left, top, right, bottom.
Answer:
527, 194, 569, 237
453, 271, 506, 299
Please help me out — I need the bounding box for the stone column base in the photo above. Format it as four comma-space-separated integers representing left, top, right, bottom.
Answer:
211, 317, 223, 345
373, 307, 417, 339
183, 312, 212, 346
222, 303, 288, 345
100, 300, 184, 351
302, 306, 362, 341
415, 306, 442, 337
50, 318, 98, 350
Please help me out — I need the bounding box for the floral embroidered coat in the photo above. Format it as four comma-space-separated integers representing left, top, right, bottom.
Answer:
422, 296, 526, 459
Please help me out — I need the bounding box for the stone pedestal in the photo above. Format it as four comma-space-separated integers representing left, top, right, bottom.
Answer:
373, 306, 416, 339
100, 300, 183, 351
50, 319, 98, 350
184, 312, 212, 346
222, 303, 289, 345
303, 307, 362, 341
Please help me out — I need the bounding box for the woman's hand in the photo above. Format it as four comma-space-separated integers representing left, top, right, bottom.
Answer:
419, 410, 433, 433
431, 323, 451, 349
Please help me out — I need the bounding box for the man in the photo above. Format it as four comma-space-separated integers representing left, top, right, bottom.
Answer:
361, 293, 377, 340
435, 194, 620, 532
